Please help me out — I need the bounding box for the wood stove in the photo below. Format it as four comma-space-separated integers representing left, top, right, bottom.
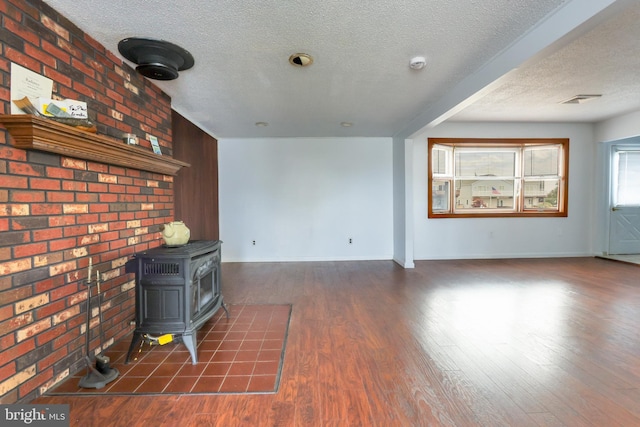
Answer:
125, 240, 227, 364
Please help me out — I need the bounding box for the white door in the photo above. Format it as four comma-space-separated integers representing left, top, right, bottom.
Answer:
609, 146, 640, 255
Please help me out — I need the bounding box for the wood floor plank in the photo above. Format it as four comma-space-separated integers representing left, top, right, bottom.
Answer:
33, 258, 640, 426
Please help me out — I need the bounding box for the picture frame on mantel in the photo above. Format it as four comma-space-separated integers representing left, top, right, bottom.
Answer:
149, 135, 162, 155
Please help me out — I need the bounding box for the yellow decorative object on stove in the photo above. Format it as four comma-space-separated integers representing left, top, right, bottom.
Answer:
160, 221, 190, 246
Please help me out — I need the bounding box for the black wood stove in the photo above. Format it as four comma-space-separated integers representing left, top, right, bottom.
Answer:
125, 240, 227, 364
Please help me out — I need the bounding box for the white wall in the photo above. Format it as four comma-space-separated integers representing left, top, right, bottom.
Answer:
595, 110, 640, 143
218, 137, 393, 262
592, 110, 640, 254
411, 122, 598, 260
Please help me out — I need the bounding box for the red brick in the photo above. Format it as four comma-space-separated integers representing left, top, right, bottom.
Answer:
73, 80, 96, 99
87, 162, 109, 173
34, 276, 65, 294
52, 327, 77, 350
76, 213, 99, 224
43, 66, 72, 87
41, 40, 71, 64
110, 239, 127, 250
63, 225, 88, 237
89, 203, 109, 213
88, 182, 109, 192
38, 346, 68, 370
33, 227, 63, 241
0, 312, 33, 336
88, 243, 109, 254
47, 192, 75, 203
50, 283, 79, 301
0, 339, 36, 366
108, 184, 126, 193
13, 242, 48, 258
10, 190, 45, 203
19, 367, 52, 397
8, 162, 45, 176
0, 362, 16, 384
45, 167, 74, 179
75, 193, 98, 203
100, 213, 118, 222
29, 178, 61, 190
0, 305, 13, 322
36, 323, 67, 346
0, 175, 28, 189
24, 42, 57, 67
57, 38, 83, 59
0, 218, 8, 232
49, 238, 76, 251
48, 216, 76, 227
101, 231, 119, 242
62, 181, 86, 191
34, 299, 66, 320
2, 17, 40, 46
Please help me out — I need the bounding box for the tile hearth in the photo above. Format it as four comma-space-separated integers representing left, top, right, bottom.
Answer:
47, 304, 291, 395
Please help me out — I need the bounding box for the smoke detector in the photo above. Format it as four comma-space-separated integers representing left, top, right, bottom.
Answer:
409, 56, 427, 70
289, 53, 313, 67
118, 38, 194, 80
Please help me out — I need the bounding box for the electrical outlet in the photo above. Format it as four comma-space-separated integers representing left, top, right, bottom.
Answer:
252, 240, 256, 246
349, 238, 353, 244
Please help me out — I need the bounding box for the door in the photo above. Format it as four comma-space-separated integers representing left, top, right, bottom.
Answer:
608, 145, 640, 254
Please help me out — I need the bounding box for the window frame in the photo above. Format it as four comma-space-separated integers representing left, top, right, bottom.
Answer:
428, 138, 569, 218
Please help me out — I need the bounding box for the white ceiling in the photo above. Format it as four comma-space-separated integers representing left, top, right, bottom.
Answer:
43, 0, 640, 139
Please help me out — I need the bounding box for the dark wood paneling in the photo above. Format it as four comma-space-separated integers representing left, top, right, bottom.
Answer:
171, 110, 219, 240
36, 258, 640, 426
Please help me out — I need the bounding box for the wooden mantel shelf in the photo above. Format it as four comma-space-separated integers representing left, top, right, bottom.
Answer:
0, 115, 190, 175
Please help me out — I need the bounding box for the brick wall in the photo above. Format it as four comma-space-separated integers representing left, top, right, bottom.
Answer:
0, 0, 176, 403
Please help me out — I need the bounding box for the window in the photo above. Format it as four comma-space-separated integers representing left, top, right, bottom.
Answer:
428, 138, 569, 218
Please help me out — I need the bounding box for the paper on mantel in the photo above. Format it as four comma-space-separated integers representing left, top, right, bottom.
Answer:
10, 62, 53, 114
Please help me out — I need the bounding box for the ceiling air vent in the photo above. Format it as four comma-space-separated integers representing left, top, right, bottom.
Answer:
560, 94, 602, 104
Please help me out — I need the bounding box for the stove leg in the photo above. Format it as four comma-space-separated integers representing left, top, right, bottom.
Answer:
182, 332, 198, 365
222, 299, 230, 319
125, 331, 143, 364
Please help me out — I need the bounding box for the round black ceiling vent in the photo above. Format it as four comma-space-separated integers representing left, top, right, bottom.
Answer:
117, 38, 194, 80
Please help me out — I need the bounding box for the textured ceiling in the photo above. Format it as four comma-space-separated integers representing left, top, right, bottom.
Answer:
42, 0, 640, 138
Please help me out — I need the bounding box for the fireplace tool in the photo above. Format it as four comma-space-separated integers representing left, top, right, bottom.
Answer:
79, 268, 119, 389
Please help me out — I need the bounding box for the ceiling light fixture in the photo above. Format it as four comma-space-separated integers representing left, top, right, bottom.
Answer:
289, 53, 313, 67
118, 37, 194, 80
340, 122, 353, 127
409, 56, 427, 70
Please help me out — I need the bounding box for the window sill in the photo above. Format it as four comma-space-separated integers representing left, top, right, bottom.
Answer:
0, 115, 190, 176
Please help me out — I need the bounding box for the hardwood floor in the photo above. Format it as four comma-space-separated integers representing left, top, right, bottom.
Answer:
35, 257, 640, 426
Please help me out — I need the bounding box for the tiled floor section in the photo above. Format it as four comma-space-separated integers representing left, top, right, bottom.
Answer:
47, 304, 291, 395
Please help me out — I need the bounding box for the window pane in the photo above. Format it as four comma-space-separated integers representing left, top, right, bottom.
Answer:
523, 179, 559, 209
454, 179, 514, 211
616, 151, 640, 206
455, 151, 515, 177
432, 179, 450, 211
524, 146, 559, 176
432, 148, 448, 175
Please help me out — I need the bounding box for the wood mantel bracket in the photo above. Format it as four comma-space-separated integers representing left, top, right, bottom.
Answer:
0, 115, 190, 176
